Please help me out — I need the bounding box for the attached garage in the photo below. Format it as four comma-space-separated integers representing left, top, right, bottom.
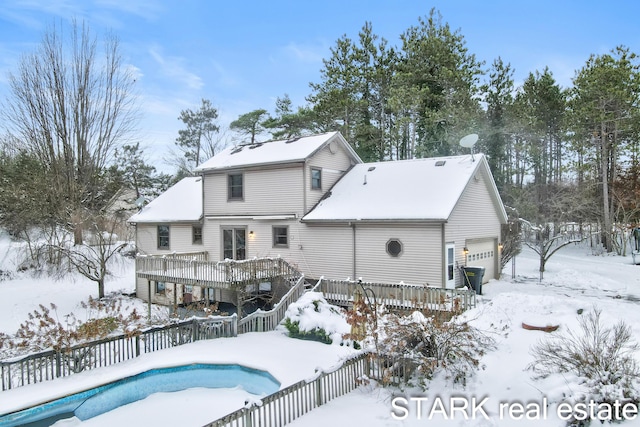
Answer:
465, 238, 498, 283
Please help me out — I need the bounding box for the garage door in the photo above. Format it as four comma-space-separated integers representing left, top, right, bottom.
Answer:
466, 239, 496, 283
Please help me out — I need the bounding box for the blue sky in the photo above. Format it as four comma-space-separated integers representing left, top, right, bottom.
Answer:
0, 0, 638, 171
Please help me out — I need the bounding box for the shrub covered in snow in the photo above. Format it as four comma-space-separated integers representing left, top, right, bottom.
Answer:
372, 310, 495, 387
529, 307, 640, 423
281, 292, 350, 345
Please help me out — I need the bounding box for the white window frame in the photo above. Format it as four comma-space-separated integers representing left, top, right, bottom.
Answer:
272, 226, 289, 248
157, 225, 170, 250
311, 168, 322, 190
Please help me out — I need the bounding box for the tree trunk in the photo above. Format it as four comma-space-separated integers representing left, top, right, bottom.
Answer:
98, 279, 105, 299
601, 123, 612, 252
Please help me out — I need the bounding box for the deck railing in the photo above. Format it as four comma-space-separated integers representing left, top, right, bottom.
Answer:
135, 256, 300, 288
314, 278, 476, 313
237, 275, 306, 334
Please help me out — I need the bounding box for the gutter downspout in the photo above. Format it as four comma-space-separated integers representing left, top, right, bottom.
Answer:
303, 160, 308, 214
351, 222, 356, 279
441, 222, 446, 288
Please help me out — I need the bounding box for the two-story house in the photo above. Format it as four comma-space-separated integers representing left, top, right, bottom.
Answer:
129, 131, 507, 309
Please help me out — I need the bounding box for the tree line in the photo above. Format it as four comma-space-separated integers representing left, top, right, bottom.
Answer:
228, 9, 640, 254
0, 9, 639, 294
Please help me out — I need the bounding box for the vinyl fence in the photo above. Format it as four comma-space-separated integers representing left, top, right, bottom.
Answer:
0, 276, 308, 391
203, 352, 371, 427
0, 316, 237, 391
202, 351, 416, 427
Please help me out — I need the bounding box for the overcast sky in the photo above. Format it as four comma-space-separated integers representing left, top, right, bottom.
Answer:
0, 0, 638, 172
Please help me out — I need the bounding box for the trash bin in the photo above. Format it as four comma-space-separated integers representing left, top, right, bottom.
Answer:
462, 266, 485, 295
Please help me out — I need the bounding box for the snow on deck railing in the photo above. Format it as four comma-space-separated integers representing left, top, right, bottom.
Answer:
135, 256, 301, 288
237, 275, 306, 334
313, 278, 476, 313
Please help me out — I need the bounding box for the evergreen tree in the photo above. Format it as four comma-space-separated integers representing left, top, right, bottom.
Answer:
113, 143, 157, 199
262, 94, 316, 140
175, 98, 220, 169
568, 46, 640, 251
308, 22, 397, 161
230, 109, 268, 144
482, 57, 515, 192
395, 9, 484, 158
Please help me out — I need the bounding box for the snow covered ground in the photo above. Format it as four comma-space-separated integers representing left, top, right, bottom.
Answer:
1, 233, 639, 426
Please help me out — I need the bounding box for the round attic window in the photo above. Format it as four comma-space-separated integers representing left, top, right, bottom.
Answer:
386, 239, 403, 257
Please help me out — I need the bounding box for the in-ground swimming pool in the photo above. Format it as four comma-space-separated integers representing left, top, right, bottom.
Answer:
0, 363, 280, 427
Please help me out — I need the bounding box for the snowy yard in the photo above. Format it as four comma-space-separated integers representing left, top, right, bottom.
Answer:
1, 233, 640, 426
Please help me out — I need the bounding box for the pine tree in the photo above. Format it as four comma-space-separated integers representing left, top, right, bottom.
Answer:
175, 98, 220, 169
230, 109, 268, 144
568, 47, 640, 251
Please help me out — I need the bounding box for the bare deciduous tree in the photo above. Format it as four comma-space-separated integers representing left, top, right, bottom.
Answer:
1, 20, 139, 244
45, 214, 131, 298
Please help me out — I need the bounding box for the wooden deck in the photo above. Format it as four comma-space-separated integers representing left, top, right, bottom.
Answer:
135, 255, 301, 289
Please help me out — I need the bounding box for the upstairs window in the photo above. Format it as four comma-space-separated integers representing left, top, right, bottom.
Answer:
273, 226, 289, 247
228, 173, 243, 200
193, 226, 203, 244
311, 168, 322, 190
157, 225, 170, 249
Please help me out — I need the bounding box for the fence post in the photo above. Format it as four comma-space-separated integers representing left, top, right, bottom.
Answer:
316, 373, 324, 407
135, 335, 140, 357
193, 318, 199, 342
55, 351, 61, 378
243, 406, 253, 427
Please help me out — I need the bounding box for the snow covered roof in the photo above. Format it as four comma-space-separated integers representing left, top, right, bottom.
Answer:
303, 154, 503, 222
128, 177, 202, 223
195, 131, 360, 172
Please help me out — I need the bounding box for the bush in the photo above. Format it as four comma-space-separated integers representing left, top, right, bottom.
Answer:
283, 318, 332, 344
1, 294, 145, 358
281, 292, 350, 345
529, 308, 640, 423
375, 311, 495, 387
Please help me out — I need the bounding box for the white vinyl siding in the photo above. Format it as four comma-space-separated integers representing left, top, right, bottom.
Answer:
306, 144, 354, 211
295, 225, 353, 280
446, 167, 502, 282
204, 166, 304, 216
135, 224, 204, 256
203, 219, 303, 262
355, 224, 442, 285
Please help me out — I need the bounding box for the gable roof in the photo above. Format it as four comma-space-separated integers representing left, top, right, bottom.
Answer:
195, 131, 361, 172
128, 177, 202, 223
302, 154, 507, 223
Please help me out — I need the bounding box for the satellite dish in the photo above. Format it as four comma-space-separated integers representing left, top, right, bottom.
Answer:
459, 133, 478, 148
459, 133, 479, 161
134, 196, 147, 209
